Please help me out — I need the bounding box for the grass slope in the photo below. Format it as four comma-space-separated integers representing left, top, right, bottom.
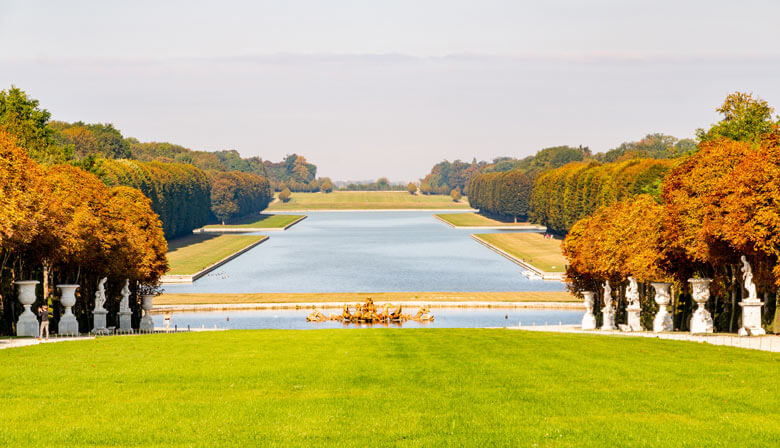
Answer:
437, 212, 534, 227
166, 234, 267, 275
1, 330, 778, 446
268, 191, 470, 210
156, 291, 577, 305
475, 232, 567, 273
203, 213, 304, 229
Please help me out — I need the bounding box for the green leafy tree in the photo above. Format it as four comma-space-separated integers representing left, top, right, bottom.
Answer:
697, 92, 779, 143
279, 187, 292, 202
320, 179, 334, 193
450, 188, 462, 202
0, 86, 67, 163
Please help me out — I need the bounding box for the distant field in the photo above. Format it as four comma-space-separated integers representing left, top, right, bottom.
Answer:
156, 291, 577, 305
166, 234, 267, 275
474, 233, 567, 273
437, 212, 538, 227
268, 191, 471, 210
203, 214, 304, 229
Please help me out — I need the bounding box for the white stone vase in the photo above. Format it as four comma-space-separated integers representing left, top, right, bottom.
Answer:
688, 278, 713, 334
57, 284, 80, 336
581, 291, 597, 330
139, 294, 155, 332
651, 282, 673, 333
15, 280, 40, 337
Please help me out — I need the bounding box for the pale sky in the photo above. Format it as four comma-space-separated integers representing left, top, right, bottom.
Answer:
2, 0, 780, 181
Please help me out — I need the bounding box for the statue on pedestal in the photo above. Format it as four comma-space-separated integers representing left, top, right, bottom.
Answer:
92, 277, 108, 333
118, 279, 133, 332
601, 281, 617, 330
738, 256, 765, 336
626, 276, 642, 331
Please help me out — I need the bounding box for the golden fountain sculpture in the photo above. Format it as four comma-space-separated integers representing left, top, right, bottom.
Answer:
306, 298, 434, 324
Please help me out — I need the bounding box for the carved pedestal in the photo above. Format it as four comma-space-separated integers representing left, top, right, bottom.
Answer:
118, 311, 132, 333
57, 284, 79, 336
139, 294, 155, 332
738, 300, 766, 336
688, 278, 713, 334
601, 305, 616, 330
581, 291, 597, 330
626, 305, 642, 331
15, 281, 40, 337
652, 282, 673, 333
92, 309, 108, 334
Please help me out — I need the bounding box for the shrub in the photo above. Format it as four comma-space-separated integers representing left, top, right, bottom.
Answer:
279, 188, 292, 202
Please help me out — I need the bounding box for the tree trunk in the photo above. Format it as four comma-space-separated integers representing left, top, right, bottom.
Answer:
773, 292, 780, 334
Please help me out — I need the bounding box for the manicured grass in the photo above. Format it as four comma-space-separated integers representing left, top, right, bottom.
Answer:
475, 232, 567, 273
203, 213, 305, 229
166, 234, 267, 275
1, 330, 779, 446
156, 291, 577, 305
437, 212, 537, 227
268, 191, 471, 210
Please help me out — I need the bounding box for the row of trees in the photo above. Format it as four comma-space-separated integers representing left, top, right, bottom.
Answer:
95, 159, 211, 238
467, 171, 533, 220
0, 130, 168, 335
563, 92, 780, 333
209, 171, 273, 224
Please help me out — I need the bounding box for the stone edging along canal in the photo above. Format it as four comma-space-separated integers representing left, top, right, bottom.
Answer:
433, 214, 547, 230
470, 234, 564, 281
152, 301, 585, 313
160, 236, 269, 284
193, 215, 307, 233
266, 208, 478, 213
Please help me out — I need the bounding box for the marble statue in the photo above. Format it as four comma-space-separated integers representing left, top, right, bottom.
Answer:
94, 277, 107, 311
740, 255, 758, 300
118, 279, 132, 332
600, 282, 617, 330
626, 276, 642, 331
581, 291, 597, 330
738, 256, 765, 336
120, 279, 131, 312
92, 277, 108, 333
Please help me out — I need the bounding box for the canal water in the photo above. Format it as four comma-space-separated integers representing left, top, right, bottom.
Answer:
163, 211, 566, 294
153, 308, 583, 330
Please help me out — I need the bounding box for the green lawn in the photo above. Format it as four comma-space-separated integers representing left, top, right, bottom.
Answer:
166, 234, 267, 275
1, 330, 778, 446
437, 212, 537, 227
268, 191, 471, 210
475, 232, 567, 272
203, 213, 304, 229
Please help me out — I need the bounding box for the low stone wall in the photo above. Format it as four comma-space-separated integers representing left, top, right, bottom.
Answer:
434, 214, 547, 231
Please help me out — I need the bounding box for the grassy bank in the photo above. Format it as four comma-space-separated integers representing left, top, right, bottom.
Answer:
268, 191, 471, 210
203, 213, 305, 230
166, 234, 267, 275
156, 291, 577, 305
475, 233, 567, 273
1, 330, 778, 446
436, 212, 539, 227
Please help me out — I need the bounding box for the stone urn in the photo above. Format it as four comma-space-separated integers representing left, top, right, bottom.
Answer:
57, 284, 80, 336
688, 278, 713, 334
139, 294, 155, 332
15, 280, 40, 337
651, 282, 673, 333
581, 291, 597, 330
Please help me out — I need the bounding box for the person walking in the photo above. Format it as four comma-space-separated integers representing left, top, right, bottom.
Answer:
38, 304, 50, 341
163, 311, 171, 333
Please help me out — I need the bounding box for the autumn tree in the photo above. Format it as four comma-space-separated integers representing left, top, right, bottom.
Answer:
279, 187, 292, 202
407, 182, 417, 194
697, 92, 779, 144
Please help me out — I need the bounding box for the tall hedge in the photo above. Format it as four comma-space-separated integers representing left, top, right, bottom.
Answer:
207, 171, 272, 223
468, 170, 533, 219
95, 159, 211, 238
529, 158, 673, 234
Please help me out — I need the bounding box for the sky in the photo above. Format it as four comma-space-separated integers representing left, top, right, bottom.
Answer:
2, 0, 780, 181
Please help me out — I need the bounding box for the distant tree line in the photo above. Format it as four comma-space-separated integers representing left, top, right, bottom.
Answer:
340, 177, 406, 191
